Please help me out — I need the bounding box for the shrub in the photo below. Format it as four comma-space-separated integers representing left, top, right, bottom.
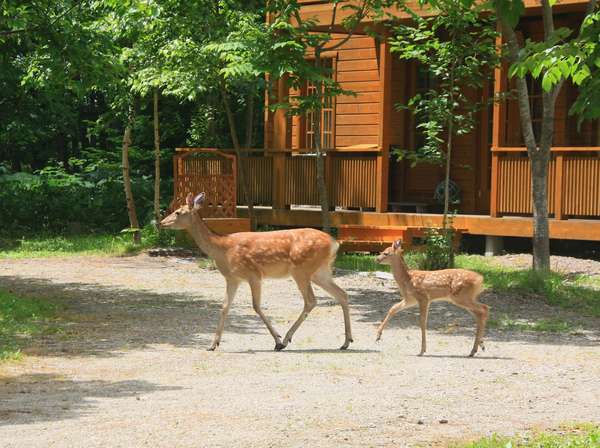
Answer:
0, 161, 172, 234
422, 227, 455, 270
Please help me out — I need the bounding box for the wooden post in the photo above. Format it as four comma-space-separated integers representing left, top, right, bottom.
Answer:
376, 38, 392, 212
490, 30, 506, 218
554, 152, 564, 220
272, 76, 289, 210
490, 151, 499, 217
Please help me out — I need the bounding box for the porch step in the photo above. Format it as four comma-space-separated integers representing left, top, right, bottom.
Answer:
336, 224, 464, 253
337, 225, 410, 253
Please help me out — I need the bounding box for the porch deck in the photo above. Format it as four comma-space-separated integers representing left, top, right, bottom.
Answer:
239, 207, 600, 241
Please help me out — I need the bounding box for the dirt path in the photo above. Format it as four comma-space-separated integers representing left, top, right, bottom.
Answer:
0, 255, 599, 447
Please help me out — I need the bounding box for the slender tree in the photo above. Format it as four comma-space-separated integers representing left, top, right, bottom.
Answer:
121, 99, 141, 244
493, 0, 598, 270
153, 88, 161, 228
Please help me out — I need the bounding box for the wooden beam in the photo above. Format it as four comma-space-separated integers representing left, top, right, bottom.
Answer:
238, 208, 600, 241
492, 146, 600, 153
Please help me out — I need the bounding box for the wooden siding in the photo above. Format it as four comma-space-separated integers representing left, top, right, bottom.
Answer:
290, 33, 381, 150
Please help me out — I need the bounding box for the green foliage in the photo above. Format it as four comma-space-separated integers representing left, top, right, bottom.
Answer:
0, 289, 59, 360
422, 227, 455, 270
390, 0, 499, 166
452, 423, 599, 448
501, 2, 600, 124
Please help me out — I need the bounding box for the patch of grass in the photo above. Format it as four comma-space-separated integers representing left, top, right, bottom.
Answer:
0, 227, 179, 259
487, 314, 578, 333
0, 289, 59, 360
453, 423, 599, 448
456, 256, 600, 318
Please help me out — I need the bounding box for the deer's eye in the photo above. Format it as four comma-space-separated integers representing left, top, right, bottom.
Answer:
176, 211, 180, 216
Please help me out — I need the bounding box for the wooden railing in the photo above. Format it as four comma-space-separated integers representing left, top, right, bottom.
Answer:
490, 147, 600, 219
238, 155, 273, 206
283, 153, 378, 208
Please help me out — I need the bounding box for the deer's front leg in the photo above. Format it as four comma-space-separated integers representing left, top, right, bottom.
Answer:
248, 277, 283, 350
208, 277, 239, 351
418, 300, 430, 356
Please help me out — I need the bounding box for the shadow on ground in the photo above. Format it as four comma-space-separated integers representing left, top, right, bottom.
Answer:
0, 373, 181, 426
0, 275, 265, 358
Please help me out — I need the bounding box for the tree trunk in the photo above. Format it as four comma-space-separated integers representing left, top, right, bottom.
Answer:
530, 152, 551, 270
122, 100, 141, 244
221, 87, 256, 229
245, 90, 255, 149
153, 88, 161, 229
313, 50, 332, 234
498, 12, 551, 271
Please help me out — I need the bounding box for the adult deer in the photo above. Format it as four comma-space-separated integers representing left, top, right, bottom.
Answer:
160, 192, 353, 351
375, 240, 488, 357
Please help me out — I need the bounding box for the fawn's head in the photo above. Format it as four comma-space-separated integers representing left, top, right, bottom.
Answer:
160, 192, 205, 230
376, 240, 403, 265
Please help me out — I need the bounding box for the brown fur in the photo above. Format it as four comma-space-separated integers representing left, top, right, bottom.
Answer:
375, 240, 489, 357
160, 193, 352, 351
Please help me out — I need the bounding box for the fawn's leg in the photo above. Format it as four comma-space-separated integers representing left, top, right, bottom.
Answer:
376, 299, 413, 341
418, 300, 430, 356
209, 277, 239, 351
312, 269, 353, 350
248, 277, 283, 349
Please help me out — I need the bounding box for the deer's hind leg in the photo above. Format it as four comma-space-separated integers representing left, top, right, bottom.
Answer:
452, 285, 488, 357
312, 268, 353, 350
280, 273, 317, 350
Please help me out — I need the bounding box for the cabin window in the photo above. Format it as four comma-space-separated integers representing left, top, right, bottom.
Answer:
304, 57, 335, 149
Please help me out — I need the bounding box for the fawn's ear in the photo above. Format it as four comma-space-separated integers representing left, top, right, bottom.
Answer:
193, 192, 206, 210
186, 193, 194, 209
393, 240, 402, 251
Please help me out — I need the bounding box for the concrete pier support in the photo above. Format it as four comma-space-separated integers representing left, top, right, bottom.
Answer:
485, 236, 504, 257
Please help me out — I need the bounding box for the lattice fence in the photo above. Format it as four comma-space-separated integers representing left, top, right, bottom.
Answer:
170, 148, 237, 218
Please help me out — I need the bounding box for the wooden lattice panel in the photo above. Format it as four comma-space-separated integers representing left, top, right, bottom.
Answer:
170, 148, 237, 218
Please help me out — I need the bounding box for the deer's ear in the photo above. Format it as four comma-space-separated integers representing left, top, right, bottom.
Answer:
193, 192, 205, 210
393, 240, 402, 251
186, 193, 194, 209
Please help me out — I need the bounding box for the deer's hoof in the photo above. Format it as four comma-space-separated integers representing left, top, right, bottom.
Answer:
340, 340, 352, 350
274, 342, 286, 351
468, 350, 476, 357
207, 346, 217, 352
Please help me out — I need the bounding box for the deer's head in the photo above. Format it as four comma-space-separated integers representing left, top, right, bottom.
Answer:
160, 192, 205, 230
376, 240, 403, 265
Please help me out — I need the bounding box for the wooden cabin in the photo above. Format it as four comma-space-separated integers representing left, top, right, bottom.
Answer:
176, 1, 600, 250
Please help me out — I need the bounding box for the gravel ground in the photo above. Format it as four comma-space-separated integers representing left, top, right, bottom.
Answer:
493, 254, 600, 277
0, 255, 599, 448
